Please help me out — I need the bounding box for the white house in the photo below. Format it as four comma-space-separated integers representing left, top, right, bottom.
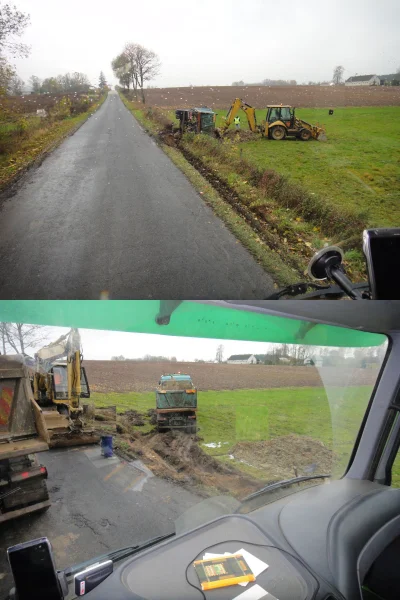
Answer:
345, 75, 380, 86
227, 354, 257, 365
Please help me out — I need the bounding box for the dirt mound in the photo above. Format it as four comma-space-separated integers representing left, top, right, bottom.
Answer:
131, 431, 263, 499
147, 409, 157, 425
122, 410, 145, 426
232, 435, 333, 481
223, 130, 255, 142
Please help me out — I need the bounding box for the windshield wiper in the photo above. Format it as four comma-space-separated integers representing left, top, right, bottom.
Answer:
241, 474, 330, 504
64, 532, 175, 578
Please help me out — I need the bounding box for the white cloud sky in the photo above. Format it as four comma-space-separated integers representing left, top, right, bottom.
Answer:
27, 327, 273, 361
11, 0, 400, 88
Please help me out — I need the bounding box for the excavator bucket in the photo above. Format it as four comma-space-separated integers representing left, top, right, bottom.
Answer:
41, 409, 100, 448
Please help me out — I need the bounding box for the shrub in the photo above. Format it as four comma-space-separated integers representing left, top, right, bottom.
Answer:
50, 96, 72, 120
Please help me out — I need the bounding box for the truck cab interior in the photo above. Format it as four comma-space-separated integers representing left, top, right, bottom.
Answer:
2, 299, 400, 600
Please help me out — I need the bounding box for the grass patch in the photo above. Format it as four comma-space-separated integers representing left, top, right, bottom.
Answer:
91, 385, 377, 481
213, 106, 400, 228
121, 96, 399, 280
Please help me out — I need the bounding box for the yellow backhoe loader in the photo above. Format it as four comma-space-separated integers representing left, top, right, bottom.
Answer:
220, 98, 327, 141
30, 329, 99, 448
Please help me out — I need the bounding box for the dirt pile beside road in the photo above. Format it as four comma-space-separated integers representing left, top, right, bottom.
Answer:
232, 434, 334, 481
127, 430, 264, 500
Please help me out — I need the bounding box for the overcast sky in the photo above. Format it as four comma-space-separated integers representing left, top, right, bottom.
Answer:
11, 0, 400, 88
24, 327, 272, 361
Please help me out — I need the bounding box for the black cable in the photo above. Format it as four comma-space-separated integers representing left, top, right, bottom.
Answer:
184, 539, 319, 600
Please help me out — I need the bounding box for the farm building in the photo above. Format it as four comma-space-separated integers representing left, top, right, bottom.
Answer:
227, 354, 257, 365
345, 75, 380, 86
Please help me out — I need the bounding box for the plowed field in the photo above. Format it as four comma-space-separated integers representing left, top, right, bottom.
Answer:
85, 360, 376, 393
143, 85, 400, 109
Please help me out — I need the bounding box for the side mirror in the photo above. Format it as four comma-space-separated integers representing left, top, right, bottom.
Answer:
307, 246, 344, 280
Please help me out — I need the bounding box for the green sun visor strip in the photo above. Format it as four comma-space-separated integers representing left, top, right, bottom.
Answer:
0, 300, 385, 348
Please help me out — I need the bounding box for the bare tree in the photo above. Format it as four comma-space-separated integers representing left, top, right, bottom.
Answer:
8, 73, 23, 95
29, 74, 41, 93
134, 44, 160, 103
111, 52, 132, 91
0, 53, 14, 93
0, 323, 48, 355
0, 3, 30, 58
215, 344, 224, 363
332, 65, 345, 84
112, 43, 160, 103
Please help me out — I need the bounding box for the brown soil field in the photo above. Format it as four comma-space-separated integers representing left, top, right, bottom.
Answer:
143, 85, 400, 109
85, 360, 377, 393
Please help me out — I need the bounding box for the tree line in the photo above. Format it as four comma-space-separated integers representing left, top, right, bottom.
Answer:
111, 43, 160, 103
29, 72, 91, 95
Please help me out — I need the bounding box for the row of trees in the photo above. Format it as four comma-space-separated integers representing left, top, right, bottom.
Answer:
232, 79, 297, 86
232, 66, 345, 87
111, 355, 177, 362
111, 43, 160, 103
29, 72, 91, 95
27, 71, 108, 95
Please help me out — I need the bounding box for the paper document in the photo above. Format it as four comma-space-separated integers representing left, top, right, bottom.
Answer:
234, 548, 269, 585
232, 583, 268, 600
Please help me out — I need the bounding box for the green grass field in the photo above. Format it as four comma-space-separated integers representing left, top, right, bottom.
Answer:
91, 385, 393, 482
167, 106, 400, 228
217, 106, 400, 228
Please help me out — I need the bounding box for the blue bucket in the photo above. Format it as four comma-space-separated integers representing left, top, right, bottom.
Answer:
100, 435, 113, 458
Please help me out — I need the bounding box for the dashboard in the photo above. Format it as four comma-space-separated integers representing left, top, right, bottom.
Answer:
83, 479, 400, 600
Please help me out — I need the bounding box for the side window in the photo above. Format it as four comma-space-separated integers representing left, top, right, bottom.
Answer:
281, 107, 291, 120
391, 450, 400, 487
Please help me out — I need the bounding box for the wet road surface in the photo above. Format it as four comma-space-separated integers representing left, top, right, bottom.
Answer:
0, 92, 274, 299
0, 445, 201, 597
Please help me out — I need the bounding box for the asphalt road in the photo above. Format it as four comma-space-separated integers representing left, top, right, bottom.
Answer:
0, 446, 201, 598
0, 92, 274, 299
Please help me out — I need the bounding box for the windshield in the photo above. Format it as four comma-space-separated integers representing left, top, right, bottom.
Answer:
0, 310, 387, 595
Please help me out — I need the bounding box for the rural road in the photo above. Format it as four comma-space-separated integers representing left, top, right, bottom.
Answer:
0, 445, 201, 598
0, 91, 274, 299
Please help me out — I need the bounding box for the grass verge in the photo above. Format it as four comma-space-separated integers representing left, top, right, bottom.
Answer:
0, 93, 107, 194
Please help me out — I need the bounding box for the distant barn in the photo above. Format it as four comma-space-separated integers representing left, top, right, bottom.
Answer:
345, 74, 380, 87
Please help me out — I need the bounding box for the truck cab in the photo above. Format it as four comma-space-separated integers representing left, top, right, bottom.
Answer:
175, 107, 215, 134
155, 374, 197, 433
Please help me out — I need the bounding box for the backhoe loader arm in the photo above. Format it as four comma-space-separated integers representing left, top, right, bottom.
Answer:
221, 98, 258, 133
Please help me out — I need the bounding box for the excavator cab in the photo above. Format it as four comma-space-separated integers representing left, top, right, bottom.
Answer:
51, 363, 90, 401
